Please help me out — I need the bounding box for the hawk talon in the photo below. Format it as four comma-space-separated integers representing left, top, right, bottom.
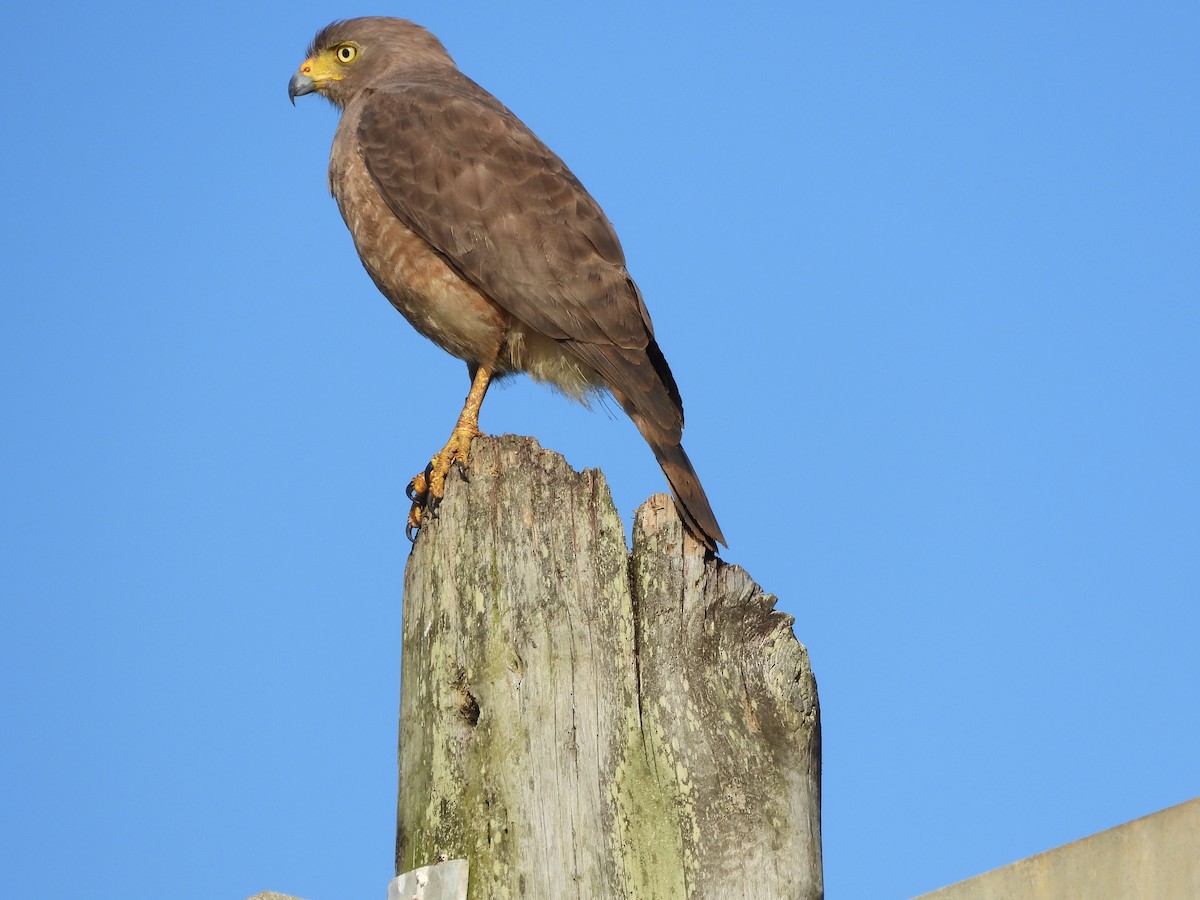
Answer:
407, 464, 433, 503
406, 493, 438, 541
406, 448, 462, 542
406, 467, 434, 541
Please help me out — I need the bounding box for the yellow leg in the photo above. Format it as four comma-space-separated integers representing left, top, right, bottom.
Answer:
407, 352, 497, 537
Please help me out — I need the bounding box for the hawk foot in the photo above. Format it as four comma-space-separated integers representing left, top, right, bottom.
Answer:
405, 426, 481, 539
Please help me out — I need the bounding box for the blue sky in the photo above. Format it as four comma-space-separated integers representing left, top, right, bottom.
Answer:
2, 2, 1197, 897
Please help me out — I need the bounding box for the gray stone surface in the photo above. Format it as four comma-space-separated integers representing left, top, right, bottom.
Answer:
915, 796, 1200, 899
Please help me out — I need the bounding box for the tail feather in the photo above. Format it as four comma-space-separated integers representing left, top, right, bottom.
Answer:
649, 438, 727, 551
566, 339, 724, 550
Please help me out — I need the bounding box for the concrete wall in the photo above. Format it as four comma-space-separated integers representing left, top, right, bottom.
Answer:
915, 797, 1200, 900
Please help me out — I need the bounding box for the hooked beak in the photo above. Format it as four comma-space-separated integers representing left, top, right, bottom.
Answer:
288, 70, 317, 105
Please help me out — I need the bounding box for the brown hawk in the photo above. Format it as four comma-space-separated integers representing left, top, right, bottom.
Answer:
289, 17, 725, 550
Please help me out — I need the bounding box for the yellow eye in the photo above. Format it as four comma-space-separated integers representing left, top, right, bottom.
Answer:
335, 44, 358, 63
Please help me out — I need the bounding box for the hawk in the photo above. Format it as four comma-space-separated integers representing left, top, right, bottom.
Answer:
289, 17, 725, 550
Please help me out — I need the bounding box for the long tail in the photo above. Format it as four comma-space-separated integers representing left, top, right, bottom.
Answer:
566, 338, 726, 550
648, 437, 727, 551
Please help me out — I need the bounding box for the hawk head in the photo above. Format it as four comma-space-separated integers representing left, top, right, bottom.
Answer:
288, 17, 456, 108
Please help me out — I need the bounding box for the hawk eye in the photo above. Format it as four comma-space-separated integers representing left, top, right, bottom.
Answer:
335, 44, 358, 63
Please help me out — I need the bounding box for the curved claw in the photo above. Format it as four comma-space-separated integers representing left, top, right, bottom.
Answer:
408, 465, 431, 503
407, 495, 425, 533
404, 429, 478, 543
405, 462, 436, 542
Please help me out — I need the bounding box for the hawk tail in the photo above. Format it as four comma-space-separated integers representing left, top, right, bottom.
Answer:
648, 438, 727, 552
570, 341, 725, 550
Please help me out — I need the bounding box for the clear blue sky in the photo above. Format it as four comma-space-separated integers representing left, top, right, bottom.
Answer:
3, 2, 1197, 897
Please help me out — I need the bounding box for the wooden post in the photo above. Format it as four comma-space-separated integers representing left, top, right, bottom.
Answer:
397, 435, 821, 899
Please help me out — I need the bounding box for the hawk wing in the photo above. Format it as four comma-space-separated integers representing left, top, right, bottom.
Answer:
356, 77, 653, 352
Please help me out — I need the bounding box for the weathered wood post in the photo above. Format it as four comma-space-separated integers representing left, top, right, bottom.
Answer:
397, 435, 821, 899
